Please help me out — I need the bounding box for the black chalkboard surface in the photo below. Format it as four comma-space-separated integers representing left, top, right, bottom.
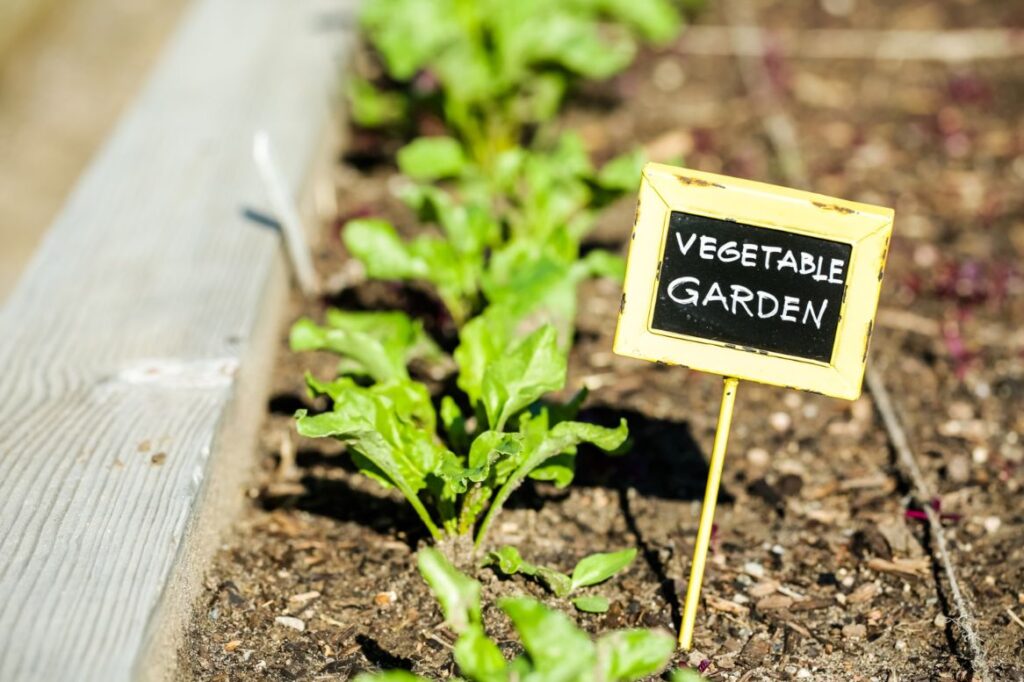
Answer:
651, 211, 851, 363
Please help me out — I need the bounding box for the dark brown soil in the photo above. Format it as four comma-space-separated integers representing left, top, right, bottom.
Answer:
179, 1, 1024, 680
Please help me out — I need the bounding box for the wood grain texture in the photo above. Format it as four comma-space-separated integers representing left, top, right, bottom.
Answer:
0, 1, 356, 679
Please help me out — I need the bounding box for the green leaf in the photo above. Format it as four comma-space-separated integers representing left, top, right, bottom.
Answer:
535, 16, 636, 80
292, 310, 441, 383
347, 77, 407, 128
305, 375, 436, 433
343, 218, 429, 280
515, 72, 567, 123
527, 452, 575, 488
572, 595, 610, 613
468, 430, 524, 485
454, 624, 507, 681
597, 148, 646, 191
294, 386, 447, 539
596, 628, 676, 682
499, 597, 595, 676
600, 0, 682, 44
401, 184, 500, 256
671, 668, 710, 682
574, 249, 626, 281
359, 0, 458, 80
475, 417, 628, 549
480, 325, 566, 430
571, 548, 637, 590
353, 672, 431, 682
453, 310, 514, 405
418, 547, 481, 634
291, 319, 405, 383
440, 396, 469, 453
535, 567, 572, 598
398, 137, 467, 181
486, 545, 528, 576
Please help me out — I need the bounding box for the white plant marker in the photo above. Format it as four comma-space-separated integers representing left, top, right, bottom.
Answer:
253, 130, 320, 298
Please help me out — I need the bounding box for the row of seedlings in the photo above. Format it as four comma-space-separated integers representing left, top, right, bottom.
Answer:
291, 1, 706, 679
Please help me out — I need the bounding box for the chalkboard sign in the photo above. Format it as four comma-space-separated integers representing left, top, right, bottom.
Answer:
651, 211, 851, 363
615, 163, 894, 400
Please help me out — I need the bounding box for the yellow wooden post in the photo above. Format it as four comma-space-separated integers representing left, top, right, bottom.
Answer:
679, 376, 740, 650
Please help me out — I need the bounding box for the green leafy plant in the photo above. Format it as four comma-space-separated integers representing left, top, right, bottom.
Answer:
294, 322, 627, 550
343, 134, 639, 329
354, 548, 676, 682
290, 309, 443, 382
352, 0, 687, 167
486, 546, 637, 613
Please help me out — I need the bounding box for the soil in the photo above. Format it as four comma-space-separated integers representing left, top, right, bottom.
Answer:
179, 1, 1024, 680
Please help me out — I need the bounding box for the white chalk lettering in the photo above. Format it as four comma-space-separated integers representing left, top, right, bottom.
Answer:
675, 232, 697, 256
699, 235, 717, 259
757, 291, 779, 318
663, 276, 831, 329
667, 276, 700, 305
803, 298, 828, 329
829, 258, 845, 284
781, 295, 800, 322
741, 242, 757, 267
730, 284, 754, 316
778, 250, 799, 273
718, 240, 740, 263
761, 245, 782, 269
800, 252, 816, 275
703, 281, 729, 311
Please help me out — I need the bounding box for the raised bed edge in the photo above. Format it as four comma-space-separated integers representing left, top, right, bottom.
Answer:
0, 0, 355, 679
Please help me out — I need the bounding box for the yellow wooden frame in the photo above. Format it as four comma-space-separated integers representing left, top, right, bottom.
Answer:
614, 163, 894, 400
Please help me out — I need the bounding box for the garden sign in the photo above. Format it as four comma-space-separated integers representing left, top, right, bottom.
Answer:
614, 163, 895, 649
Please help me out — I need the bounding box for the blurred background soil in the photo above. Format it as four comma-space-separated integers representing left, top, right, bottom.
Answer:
0, 0, 188, 300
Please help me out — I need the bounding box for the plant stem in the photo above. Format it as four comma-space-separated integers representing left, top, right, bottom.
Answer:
403, 491, 443, 541
473, 474, 518, 550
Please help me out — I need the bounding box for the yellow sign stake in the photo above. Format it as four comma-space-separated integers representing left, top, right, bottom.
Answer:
679, 376, 739, 651
613, 163, 895, 651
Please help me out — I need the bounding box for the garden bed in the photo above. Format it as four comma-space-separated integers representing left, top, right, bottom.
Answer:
180, 1, 1024, 679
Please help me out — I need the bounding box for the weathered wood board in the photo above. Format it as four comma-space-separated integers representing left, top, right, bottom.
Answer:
0, 0, 355, 679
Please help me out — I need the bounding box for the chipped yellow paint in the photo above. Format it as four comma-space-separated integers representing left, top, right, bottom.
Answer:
614, 162, 894, 401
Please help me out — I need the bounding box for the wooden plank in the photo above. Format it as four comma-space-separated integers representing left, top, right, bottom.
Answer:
0, 1, 356, 679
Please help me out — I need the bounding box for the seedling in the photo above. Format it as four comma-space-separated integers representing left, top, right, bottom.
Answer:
294, 322, 628, 550
290, 310, 443, 383
343, 134, 640, 329
353, 548, 677, 682
486, 546, 637, 613
352, 0, 686, 166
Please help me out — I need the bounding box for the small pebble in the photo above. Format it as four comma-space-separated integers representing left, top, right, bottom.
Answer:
769, 412, 792, 433
289, 591, 321, 605
946, 455, 970, 484
652, 58, 685, 92
851, 397, 873, 422
797, 669, 812, 679
223, 640, 242, 652
743, 562, 765, 578
983, 516, 1001, 534
972, 447, 989, 464
747, 448, 770, 467
374, 591, 397, 606
934, 614, 947, 628
842, 623, 866, 639
275, 616, 305, 632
